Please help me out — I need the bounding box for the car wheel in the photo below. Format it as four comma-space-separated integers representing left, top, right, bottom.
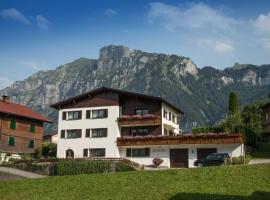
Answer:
197, 163, 203, 167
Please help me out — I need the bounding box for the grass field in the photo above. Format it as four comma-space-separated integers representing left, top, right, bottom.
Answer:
0, 164, 270, 200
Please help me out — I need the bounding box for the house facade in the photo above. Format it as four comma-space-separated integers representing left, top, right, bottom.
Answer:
51, 87, 244, 168
43, 132, 58, 144
0, 96, 50, 155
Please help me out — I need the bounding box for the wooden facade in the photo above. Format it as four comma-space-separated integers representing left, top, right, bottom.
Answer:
117, 133, 244, 146
0, 116, 44, 153
118, 116, 161, 127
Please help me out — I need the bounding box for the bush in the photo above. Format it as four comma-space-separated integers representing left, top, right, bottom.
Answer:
50, 160, 134, 176
115, 162, 135, 172
42, 143, 57, 158
152, 157, 163, 167
225, 156, 250, 165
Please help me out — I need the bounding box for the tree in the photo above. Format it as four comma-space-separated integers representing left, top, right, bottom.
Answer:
241, 102, 264, 135
229, 92, 240, 115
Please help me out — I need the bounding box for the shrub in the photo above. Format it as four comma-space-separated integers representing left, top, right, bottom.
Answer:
152, 157, 163, 167
42, 143, 57, 158
115, 162, 135, 172
49, 160, 135, 176
225, 156, 250, 165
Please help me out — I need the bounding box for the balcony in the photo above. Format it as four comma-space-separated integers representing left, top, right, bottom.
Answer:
118, 114, 161, 127
117, 133, 243, 146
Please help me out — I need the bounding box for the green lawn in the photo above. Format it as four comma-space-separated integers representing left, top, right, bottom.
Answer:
0, 164, 270, 200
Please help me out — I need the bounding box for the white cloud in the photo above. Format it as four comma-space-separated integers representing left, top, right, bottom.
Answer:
253, 12, 270, 33
0, 77, 13, 90
36, 15, 50, 31
104, 8, 117, 16
0, 8, 31, 25
197, 38, 234, 55
147, 2, 240, 31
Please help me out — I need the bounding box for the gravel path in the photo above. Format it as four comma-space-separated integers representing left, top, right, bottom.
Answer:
0, 167, 46, 179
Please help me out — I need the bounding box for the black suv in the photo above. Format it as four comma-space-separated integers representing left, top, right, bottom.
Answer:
194, 153, 230, 167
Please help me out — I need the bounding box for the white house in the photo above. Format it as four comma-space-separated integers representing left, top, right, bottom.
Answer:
51, 87, 244, 168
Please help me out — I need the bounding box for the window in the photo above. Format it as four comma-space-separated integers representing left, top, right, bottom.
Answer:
85, 129, 90, 138
169, 112, 171, 121
83, 149, 88, 157
86, 110, 91, 119
130, 128, 148, 136
60, 130, 65, 138
62, 112, 67, 120
28, 140, 34, 148
163, 109, 168, 119
92, 109, 108, 119
92, 128, 107, 138
29, 124, 35, 133
177, 116, 180, 124
89, 148, 105, 157
126, 148, 150, 157
66, 129, 82, 139
10, 120, 16, 129
172, 114, 176, 123
8, 137, 15, 146
135, 109, 149, 116
67, 111, 82, 120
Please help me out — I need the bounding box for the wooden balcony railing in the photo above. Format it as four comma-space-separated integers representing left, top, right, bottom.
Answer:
118, 115, 161, 127
117, 133, 243, 146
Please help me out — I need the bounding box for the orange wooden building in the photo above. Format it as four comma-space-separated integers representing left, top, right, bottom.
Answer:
0, 95, 50, 154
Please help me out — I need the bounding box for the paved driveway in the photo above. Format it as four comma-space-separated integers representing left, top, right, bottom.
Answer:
249, 159, 270, 164
0, 172, 24, 181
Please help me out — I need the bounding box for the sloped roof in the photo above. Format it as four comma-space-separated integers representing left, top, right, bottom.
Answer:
0, 99, 51, 123
51, 87, 184, 114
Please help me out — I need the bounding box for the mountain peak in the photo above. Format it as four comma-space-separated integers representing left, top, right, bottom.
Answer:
99, 45, 131, 60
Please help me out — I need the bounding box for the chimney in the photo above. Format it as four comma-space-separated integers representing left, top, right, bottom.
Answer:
2, 95, 10, 103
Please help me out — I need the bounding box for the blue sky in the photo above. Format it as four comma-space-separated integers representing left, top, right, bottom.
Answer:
0, 0, 270, 89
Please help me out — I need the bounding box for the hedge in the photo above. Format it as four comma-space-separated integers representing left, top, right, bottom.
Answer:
49, 160, 135, 176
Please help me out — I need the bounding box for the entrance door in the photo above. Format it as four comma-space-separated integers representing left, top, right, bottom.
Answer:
197, 148, 217, 160
170, 149, 188, 168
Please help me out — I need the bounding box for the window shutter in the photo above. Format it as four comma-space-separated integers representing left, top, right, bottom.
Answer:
61, 130, 65, 138
78, 111, 82, 119
104, 128, 108, 137
28, 140, 34, 148
104, 109, 108, 118
126, 148, 131, 157
78, 129, 82, 137
83, 149, 88, 157
10, 120, 16, 129
8, 137, 15, 146
86, 110, 91, 119
169, 112, 171, 121
85, 129, 90, 138
62, 112, 67, 120
145, 148, 150, 156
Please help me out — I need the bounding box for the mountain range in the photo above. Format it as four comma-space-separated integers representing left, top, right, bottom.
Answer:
1, 45, 269, 132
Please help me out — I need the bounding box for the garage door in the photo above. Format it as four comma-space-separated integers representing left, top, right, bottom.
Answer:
197, 148, 217, 160
170, 149, 188, 168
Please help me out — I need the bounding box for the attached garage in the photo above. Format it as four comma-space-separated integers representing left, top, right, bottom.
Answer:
197, 148, 217, 160
170, 149, 188, 168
